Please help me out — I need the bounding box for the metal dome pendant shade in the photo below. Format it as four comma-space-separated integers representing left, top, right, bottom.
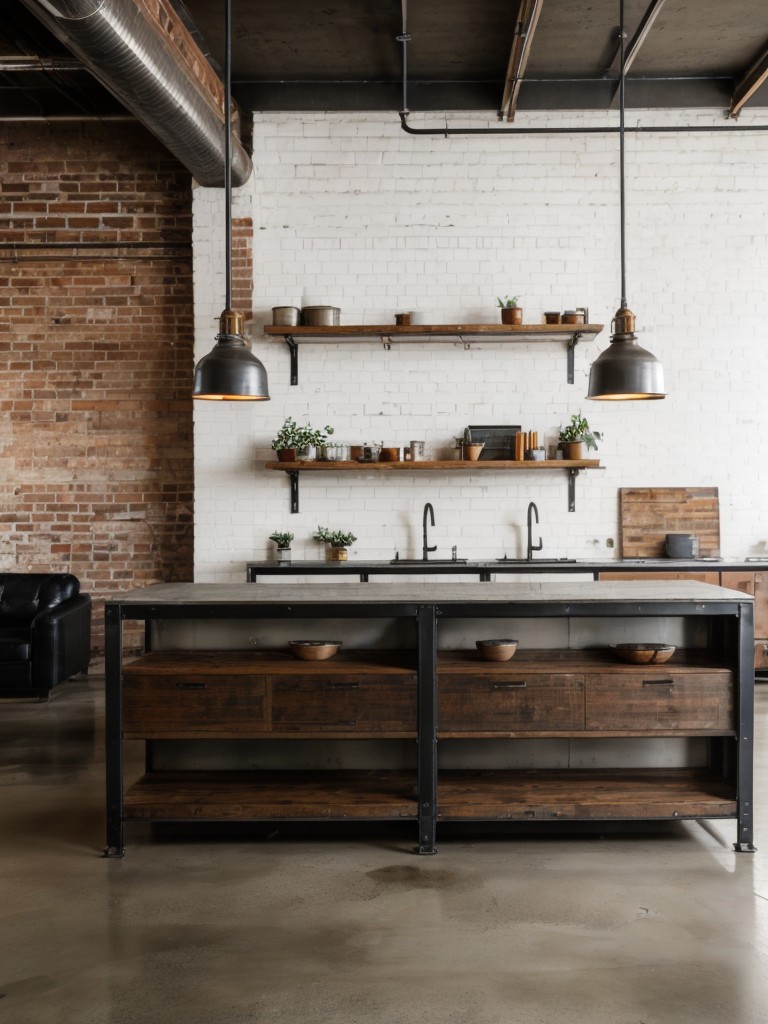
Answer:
193, 0, 269, 402
588, 0, 665, 401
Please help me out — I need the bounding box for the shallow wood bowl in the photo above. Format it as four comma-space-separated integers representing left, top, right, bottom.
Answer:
476, 639, 518, 661
289, 641, 342, 661
611, 643, 675, 664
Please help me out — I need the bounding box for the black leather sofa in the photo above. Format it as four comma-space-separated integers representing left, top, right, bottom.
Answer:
0, 573, 92, 698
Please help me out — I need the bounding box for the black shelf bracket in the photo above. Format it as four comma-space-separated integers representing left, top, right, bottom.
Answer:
289, 470, 299, 513
285, 335, 299, 385
566, 331, 582, 384
281, 329, 587, 385
568, 468, 580, 512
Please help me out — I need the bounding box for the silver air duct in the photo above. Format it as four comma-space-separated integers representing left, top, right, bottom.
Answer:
18, 0, 252, 187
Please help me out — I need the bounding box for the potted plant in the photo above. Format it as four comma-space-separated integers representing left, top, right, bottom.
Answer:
558, 412, 602, 460
454, 428, 485, 461
271, 418, 333, 462
497, 295, 522, 326
313, 526, 357, 562
269, 530, 294, 564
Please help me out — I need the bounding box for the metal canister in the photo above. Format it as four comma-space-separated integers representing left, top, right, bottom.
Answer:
272, 306, 300, 326
301, 305, 341, 326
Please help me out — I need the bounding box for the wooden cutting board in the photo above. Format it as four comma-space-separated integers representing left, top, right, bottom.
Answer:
619, 487, 720, 558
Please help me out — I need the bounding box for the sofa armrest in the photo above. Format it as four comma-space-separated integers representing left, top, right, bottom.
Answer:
30, 594, 92, 690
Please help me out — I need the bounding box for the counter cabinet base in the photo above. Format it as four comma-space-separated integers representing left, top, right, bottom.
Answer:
104, 582, 755, 856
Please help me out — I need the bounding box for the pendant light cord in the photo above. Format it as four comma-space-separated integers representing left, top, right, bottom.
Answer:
224, 0, 233, 313
619, 0, 627, 309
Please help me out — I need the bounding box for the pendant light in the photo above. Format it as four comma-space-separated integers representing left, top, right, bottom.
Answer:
587, 0, 665, 401
193, 0, 269, 401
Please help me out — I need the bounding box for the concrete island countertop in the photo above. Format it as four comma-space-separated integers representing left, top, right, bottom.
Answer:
111, 579, 753, 607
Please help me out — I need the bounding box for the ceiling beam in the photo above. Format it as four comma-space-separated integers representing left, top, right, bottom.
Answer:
499, 0, 544, 123
607, 0, 667, 107
729, 41, 768, 117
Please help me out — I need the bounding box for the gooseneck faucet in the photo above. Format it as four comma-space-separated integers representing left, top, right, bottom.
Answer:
527, 501, 542, 561
422, 502, 436, 561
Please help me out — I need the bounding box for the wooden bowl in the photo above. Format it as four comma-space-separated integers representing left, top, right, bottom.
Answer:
289, 641, 341, 661
476, 639, 518, 661
611, 643, 675, 664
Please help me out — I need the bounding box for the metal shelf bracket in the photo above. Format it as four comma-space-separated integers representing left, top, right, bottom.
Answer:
289, 470, 299, 513
566, 331, 583, 384
285, 335, 299, 385
568, 467, 581, 512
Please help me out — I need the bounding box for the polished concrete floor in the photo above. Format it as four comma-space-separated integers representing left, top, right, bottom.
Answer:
2, 673, 768, 1024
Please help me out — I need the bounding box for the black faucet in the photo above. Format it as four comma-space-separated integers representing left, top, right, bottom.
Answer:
527, 501, 543, 561
422, 502, 436, 561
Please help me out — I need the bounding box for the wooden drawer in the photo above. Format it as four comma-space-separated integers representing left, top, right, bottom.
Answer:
271, 676, 417, 733
755, 640, 768, 671
585, 669, 733, 731
123, 673, 269, 738
438, 673, 584, 733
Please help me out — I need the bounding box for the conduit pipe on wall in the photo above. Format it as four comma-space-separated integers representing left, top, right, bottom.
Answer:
17, 0, 252, 186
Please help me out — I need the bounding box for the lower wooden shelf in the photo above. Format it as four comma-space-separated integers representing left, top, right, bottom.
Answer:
124, 769, 419, 821
436, 768, 737, 821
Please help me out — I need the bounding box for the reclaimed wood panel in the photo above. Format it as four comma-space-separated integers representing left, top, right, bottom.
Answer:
438, 674, 584, 733
124, 770, 418, 820
271, 677, 417, 734
123, 674, 269, 739
585, 669, 733, 731
437, 769, 737, 820
619, 487, 720, 558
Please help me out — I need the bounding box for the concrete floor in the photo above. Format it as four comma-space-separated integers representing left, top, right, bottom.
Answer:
1, 675, 768, 1024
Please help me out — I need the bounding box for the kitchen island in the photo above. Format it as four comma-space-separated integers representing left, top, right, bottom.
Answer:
105, 580, 755, 856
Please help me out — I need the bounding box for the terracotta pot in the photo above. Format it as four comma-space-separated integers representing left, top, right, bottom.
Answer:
327, 546, 348, 562
276, 448, 297, 462
562, 441, 585, 460
461, 443, 484, 461
501, 307, 523, 325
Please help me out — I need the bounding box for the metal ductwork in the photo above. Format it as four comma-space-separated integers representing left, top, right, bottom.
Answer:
17, 0, 252, 187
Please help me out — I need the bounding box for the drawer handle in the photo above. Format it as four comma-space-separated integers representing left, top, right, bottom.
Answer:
493, 682, 527, 690
176, 682, 207, 690
327, 682, 360, 690
642, 679, 674, 687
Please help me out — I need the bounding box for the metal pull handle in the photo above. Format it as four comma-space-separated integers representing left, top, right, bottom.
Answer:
493, 681, 527, 690
642, 679, 674, 687
327, 681, 360, 690
176, 682, 207, 690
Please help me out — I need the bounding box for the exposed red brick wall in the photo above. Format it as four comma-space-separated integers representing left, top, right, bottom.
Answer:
0, 122, 195, 655
232, 218, 254, 320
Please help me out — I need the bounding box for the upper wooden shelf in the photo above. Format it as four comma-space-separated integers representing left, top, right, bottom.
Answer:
266, 459, 600, 471
263, 323, 604, 385
266, 459, 601, 514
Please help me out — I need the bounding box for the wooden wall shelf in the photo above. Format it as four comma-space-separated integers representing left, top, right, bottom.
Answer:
266, 459, 601, 514
263, 323, 604, 385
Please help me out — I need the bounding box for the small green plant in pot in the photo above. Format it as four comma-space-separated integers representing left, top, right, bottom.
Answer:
269, 530, 294, 564
497, 295, 522, 325
271, 418, 333, 461
558, 412, 602, 460
313, 526, 357, 562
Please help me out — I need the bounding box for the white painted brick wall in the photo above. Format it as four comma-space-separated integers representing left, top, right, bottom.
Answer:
193, 109, 768, 582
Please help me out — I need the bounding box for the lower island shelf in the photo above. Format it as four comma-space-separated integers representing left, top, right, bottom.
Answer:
117, 645, 741, 844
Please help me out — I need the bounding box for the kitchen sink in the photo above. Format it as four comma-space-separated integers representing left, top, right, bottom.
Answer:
389, 558, 469, 565
495, 557, 577, 564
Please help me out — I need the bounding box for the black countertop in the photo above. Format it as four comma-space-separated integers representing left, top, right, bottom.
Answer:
246, 557, 768, 581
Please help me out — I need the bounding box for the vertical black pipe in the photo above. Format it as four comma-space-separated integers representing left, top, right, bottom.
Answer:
224, 0, 233, 311
619, 0, 627, 307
